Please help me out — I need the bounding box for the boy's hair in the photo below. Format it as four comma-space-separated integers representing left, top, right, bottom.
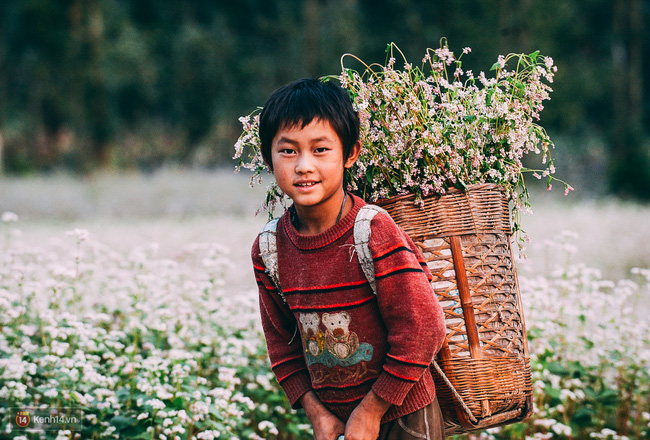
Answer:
259, 78, 359, 171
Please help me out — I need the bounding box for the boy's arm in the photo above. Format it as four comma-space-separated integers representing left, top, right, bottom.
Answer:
299, 391, 345, 440
344, 390, 391, 440
367, 214, 447, 406
252, 237, 313, 408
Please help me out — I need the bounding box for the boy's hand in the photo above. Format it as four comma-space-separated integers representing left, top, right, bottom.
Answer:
300, 391, 345, 440
344, 390, 392, 440
312, 412, 345, 440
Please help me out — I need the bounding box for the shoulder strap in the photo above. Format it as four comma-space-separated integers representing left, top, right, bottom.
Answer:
258, 218, 286, 303
258, 204, 387, 302
353, 204, 387, 295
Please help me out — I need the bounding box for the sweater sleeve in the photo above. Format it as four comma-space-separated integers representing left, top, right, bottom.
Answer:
252, 236, 313, 408
367, 213, 447, 406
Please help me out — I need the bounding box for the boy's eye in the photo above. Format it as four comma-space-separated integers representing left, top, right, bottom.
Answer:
279, 148, 296, 155
314, 147, 330, 153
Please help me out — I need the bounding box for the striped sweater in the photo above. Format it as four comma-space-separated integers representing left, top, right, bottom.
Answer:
252, 194, 446, 423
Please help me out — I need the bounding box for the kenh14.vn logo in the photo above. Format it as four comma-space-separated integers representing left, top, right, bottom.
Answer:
16, 410, 31, 428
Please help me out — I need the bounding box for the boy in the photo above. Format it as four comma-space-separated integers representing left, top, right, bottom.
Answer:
251, 78, 447, 440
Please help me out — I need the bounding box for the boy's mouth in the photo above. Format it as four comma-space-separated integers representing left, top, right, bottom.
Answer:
295, 181, 319, 188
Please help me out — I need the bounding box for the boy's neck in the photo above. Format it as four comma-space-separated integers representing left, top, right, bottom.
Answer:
292, 191, 352, 235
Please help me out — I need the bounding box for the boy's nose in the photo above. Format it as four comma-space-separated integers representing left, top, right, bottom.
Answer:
295, 154, 315, 173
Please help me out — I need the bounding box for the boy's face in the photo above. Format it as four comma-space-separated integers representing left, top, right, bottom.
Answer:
271, 118, 359, 216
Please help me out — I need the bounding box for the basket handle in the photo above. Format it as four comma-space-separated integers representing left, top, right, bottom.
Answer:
450, 235, 482, 357
448, 234, 490, 425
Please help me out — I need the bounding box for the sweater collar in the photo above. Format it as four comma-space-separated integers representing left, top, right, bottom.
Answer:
281, 193, 365, 250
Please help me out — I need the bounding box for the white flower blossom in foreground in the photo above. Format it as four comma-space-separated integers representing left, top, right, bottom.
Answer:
1, 211, 19, 222
0, 220, 646, 439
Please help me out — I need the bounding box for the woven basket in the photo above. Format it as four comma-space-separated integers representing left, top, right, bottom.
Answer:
376, 183, 533, 435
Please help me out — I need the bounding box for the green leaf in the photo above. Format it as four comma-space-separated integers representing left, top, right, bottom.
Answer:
486, 89, 495, 106
490, 61, 501, 71
110, 415, 137, 431
584, 386, 599, 399
571, 407, 594, 427
547, 361, 567, 376
171, 396, 185, 409
527, 327, 543, 341
127, 433, 154, 440
115, 388, 131, 400
546, 386, 561, 401
529, 50, 540, 62
578, 313, 586, 324
366, 167, 374, 184
580, 336, 594, 350
596, 388, 620, 407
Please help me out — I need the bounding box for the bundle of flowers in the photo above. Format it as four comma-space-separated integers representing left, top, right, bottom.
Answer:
234, 40, 572, 237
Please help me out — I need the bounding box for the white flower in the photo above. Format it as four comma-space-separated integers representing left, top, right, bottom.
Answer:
55, 430, 72, 440
1, 212, 18, 222
258, 421, 279, 436
145, 399, 166, 410
197, 431, 221, 440
643, 411, 650, 421
66, 228, 90, 241
559, 388, 576, 401
534, 418, 555, 428
552, 422, 572, 436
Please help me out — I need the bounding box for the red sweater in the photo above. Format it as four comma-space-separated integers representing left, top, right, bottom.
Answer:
252, 194, 446, 423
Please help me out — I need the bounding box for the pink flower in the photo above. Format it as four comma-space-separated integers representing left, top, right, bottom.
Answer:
544, 56, 554, 69
435, 47, 455, 66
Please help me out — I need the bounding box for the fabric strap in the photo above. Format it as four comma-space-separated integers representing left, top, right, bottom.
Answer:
258, 204, 386, 298
353, 204, 387, 295
258, 217, 284, 302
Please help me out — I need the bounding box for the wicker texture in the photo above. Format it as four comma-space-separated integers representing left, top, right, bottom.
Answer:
377, 184, 533, 435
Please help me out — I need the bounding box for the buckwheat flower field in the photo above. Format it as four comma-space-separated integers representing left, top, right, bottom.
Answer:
1, 169, 648, 440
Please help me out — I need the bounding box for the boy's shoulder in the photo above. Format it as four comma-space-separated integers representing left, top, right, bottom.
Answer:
362, 205, 411, 248
251, 210, 287, 259
251, 198, 404, 259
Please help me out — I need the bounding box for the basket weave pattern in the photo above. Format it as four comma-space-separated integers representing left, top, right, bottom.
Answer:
377, 184, 533, 434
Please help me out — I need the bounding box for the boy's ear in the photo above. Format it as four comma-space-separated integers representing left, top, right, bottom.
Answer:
344, 141, 362, 169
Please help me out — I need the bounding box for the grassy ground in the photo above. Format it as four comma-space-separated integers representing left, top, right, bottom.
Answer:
2, 167, 649, 285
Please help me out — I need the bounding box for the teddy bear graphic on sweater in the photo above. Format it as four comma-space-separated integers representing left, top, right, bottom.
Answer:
299, 312, 325, 356
299, 311, 373, 368
322, 312, 360, 360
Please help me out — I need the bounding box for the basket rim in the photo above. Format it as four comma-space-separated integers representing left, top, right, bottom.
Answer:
374, 183, 504, 205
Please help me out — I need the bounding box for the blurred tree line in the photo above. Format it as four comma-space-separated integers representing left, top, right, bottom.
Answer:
0, 0, 648, 199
